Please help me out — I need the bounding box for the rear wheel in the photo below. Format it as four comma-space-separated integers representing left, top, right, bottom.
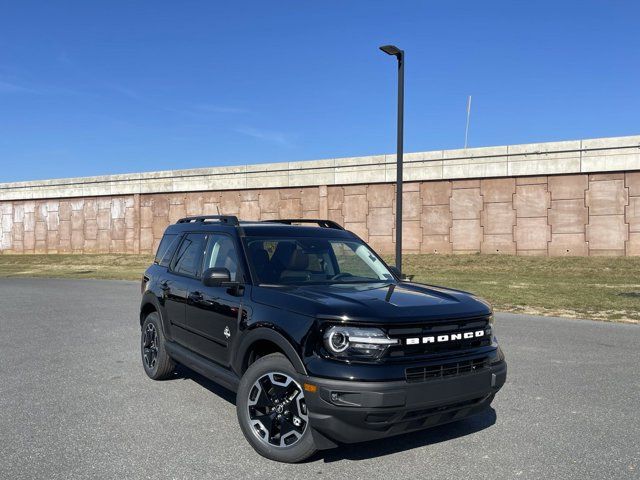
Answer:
141, 312, 175, 380
236, 353, 317, 463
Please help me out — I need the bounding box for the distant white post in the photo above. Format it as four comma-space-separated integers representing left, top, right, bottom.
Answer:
464, 95, 472, 149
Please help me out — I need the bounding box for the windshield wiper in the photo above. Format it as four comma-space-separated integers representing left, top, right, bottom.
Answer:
333, 279, 391, 284
258, 280, 393, 287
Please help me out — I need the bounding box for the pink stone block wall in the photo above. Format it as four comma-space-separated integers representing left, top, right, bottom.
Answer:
1, 172, 638, 256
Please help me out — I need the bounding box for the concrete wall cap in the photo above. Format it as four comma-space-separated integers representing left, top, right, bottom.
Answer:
1, 134, 639, 200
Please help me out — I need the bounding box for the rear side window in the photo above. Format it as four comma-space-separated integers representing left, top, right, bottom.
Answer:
172, 233, 208, 278
155, 234, 180, 267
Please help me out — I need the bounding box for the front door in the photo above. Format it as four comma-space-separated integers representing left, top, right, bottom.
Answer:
184, 233, 244, 366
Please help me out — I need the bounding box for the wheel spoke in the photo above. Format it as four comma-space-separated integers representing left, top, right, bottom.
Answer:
253, 390, 272, 408
267, 415, 281, 444
258, 376, 281, 403
278, 416, 296, 437
282, 385, 299, 403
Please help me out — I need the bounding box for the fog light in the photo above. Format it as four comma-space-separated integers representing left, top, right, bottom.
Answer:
328, 391, 361, 407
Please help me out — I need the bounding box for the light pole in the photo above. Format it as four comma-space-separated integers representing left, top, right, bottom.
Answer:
379, 44, 404, 274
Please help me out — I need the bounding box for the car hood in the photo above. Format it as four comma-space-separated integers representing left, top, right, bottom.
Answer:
251, 282, 491, 324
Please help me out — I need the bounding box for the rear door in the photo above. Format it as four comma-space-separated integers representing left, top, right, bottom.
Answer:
165, 232, 208, 347
183, 232, 244, 366
153, 232, 185, 327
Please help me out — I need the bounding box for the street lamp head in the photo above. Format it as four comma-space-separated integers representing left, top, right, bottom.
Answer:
379, 45, 402, 57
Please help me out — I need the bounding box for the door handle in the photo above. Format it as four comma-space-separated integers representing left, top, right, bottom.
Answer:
189, 291, 203, 302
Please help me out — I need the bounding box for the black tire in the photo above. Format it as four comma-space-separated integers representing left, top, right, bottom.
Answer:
236, 353, 317, 463
141, 312, 175, 380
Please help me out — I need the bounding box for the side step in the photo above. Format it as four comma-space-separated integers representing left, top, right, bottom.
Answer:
165, 341, 240, 393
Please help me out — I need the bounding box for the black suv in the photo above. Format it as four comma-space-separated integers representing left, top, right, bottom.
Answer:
140, 215, 506, 462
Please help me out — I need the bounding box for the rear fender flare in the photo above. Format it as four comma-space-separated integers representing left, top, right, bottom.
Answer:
140, 292, 172, 339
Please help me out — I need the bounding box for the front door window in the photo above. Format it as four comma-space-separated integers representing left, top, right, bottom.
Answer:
204, 234, 240, 281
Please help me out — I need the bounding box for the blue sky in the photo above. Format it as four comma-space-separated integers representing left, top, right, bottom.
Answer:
1, 0, 639, 182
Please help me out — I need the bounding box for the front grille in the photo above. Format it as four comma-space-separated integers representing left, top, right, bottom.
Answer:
405, 356, 489, 383
386, 315, 492, 358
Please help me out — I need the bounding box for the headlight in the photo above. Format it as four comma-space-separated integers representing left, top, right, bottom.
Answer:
323, 326, 398, 360
490, 345, 505, 365
488, 314, 496, 339
487, 315, 504, 364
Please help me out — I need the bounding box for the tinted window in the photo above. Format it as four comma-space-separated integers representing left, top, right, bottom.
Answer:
204, 234, 240, 282
172, 233, 207, 278
245, 237, 393, 285
155, 233, 179, 267
331, 242, 383, 278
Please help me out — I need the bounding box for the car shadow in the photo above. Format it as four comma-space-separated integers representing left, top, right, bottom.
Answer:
313, 407, 497, 463
173, 365, 237, 405
172, 365, 497, 462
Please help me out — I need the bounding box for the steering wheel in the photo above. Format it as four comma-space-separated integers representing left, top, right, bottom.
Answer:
330, 272, 354, 281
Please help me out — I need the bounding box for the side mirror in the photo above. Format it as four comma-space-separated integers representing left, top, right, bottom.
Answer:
389, 265, 412, 281
202, 267, 231, 287
389, 265, 401, 278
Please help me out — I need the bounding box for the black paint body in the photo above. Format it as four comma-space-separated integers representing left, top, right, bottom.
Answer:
140, 220, 507, 447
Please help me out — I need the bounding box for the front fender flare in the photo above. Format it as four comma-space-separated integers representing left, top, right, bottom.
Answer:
235, 327, 307, 376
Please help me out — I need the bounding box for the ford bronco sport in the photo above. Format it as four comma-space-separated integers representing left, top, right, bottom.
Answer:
139, 215, 506, 462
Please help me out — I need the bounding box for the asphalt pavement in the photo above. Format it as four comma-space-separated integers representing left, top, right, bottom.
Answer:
0, 278, 638, 479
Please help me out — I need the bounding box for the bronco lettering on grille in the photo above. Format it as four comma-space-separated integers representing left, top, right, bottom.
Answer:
405, 329, 488, 345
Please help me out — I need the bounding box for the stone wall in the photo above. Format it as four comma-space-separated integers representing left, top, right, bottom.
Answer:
1, 171, 639, 256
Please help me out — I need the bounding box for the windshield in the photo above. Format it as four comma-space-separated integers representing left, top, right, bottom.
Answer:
245, 237, 395, 285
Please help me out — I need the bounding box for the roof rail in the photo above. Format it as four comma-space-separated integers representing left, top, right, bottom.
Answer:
263, 219, 345, 230
176, 215, 239, 225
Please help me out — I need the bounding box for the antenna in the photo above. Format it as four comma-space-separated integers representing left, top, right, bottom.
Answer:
464, 95, 472, 149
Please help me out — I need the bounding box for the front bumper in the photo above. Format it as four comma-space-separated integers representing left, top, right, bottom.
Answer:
303, 360, 507, 447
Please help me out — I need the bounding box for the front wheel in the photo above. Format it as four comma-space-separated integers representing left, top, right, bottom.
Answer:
236, 353, 317, 463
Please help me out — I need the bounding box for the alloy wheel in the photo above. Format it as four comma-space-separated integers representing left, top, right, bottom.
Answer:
142, 323, 159, 369
247, 372, 309, 448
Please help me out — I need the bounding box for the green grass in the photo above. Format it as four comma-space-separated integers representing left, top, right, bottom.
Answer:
0, 254, 154, 281
0, 253, 638, 323
397, 254, 640, 324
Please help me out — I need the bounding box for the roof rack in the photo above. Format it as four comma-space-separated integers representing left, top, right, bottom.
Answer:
176, 215, 239, 225
263, 219, 345, 230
